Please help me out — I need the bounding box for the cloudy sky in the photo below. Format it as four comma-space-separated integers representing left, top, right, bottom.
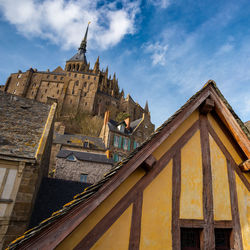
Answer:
0, 0, 249, 127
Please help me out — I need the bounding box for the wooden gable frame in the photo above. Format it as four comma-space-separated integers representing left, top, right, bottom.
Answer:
8, 80, 250, 250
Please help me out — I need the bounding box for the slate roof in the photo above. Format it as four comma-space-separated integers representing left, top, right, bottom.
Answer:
28, 177, 91, 229
68, 51, 87, 64
54, 133, 106, 150
0, 92, 51, 160
107, 117, 142, 135
7, 80, 250, 249
57, 150, 114, 164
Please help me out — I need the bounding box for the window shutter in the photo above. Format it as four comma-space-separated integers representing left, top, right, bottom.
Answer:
118, 136, 122, 148
128, 139, 130, 151
113, 135, 116, 146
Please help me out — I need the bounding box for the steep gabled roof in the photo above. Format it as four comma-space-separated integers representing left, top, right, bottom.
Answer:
7, 80, 250, 249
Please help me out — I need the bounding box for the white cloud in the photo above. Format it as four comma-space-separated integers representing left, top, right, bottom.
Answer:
144, 42, 168, 65
0, 0, 140, 50
148, 0, 170, 9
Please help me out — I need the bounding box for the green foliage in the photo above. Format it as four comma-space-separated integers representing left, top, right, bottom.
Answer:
116, 112, 130, 122
58, 111, 103, 136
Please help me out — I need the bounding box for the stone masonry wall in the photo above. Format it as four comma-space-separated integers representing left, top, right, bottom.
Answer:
55, 158, 112, 184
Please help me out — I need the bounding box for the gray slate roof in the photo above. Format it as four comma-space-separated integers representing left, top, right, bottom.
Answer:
68, 51, 87, 64
54, 133, 105, 150
57, 150, 113, 164
108, 118, 142, 135
0, 92, 51, 159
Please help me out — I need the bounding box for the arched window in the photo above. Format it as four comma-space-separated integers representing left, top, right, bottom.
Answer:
76, 64, 79, 71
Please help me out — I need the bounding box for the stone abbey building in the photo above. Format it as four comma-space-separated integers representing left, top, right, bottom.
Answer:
3, 24, 153, 124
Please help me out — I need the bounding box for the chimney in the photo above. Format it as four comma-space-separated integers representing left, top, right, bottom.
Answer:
104, 110, 110, 125
125, 117, 130, 129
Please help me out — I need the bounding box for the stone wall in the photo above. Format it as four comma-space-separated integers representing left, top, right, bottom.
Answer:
55, 158, 112, 184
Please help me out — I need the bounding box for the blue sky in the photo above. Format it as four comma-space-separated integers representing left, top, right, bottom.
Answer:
0, 0, 249, 128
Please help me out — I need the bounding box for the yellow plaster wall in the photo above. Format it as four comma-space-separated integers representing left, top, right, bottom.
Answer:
209, 135, 232, 220
180, 130, 203, 219
243, 172, 250, 184
207, 114, 243, 165
91, 205, 132, 250
153, 111, 199, 160
56, 169, 145, 250
140, 160, 172, 249
235, 175, 250, 249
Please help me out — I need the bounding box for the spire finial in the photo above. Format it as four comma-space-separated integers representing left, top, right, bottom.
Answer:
79, 22, 91, 53
144, 100, 149, 113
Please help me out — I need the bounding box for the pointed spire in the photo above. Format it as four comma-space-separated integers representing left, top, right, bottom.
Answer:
94, 56, 100, 73
144, 100, 149, 113
79, 22, 90, 54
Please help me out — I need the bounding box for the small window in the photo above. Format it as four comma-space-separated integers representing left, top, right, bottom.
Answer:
47, 75, 50, 79
75, 80, 79, 86
67, 154, 76, 161
47, 82, 50, 86
54, 75, 57, 79
74, 74, 77, 78
84, 82, 87, 87
80, 174, 88, 183
70, 99, 72, 104
215, 229, 231, 249
94, 77, 96, 80
13, 89, 16, 94
83, 92, 86, 97
45, 89, 47, 93
82, 75, 85, 78
85, 102, 87, 106
60, 76, 63, 80
56, 83, 59, 87
31, 91, 34, 95
57, 90, 59, 94
88, 76, 90, 79
84, 141, 89, 148
72, 89, 74, 95
113, 135, 119, 148
181, 228, 201, 250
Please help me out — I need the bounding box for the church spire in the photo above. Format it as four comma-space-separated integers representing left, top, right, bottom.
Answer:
79, 22, 90, 54
144, 100, 149, 113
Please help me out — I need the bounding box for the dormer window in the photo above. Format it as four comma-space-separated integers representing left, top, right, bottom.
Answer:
117, 124, 125, 133
67, 154, 76, 161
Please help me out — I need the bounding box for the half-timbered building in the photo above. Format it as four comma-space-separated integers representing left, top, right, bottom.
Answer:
7, 80, 250, 250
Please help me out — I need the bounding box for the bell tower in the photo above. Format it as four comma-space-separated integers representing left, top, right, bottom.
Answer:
65, 22, 90, 72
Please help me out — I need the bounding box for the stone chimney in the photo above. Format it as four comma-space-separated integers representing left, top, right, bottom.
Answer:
125, 117, 130, 129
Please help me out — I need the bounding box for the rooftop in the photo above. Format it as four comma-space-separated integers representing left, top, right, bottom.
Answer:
0, 92, 51, 160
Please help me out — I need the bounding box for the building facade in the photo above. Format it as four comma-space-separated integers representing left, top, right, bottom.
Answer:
3, 24, 153, 124
0, 92, 56, 249
100, 110, 155, 162
7, 81, 250, 250
55, 150, 113, 184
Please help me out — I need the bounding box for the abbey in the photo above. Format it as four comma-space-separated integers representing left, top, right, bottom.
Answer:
3, 24, 152, 123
